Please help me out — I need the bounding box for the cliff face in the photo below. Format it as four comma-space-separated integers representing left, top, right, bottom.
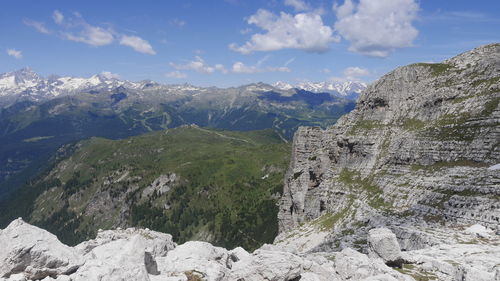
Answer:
277, 44, 500, 249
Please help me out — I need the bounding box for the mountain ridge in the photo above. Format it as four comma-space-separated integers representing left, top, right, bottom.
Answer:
273, 80, 366, 100
0, 68, 366, 106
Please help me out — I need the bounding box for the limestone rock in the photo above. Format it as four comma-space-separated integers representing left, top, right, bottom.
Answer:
72, 228, 175, 281
277, 43, 500, 253
229, 248, 304, 281
0, 218, 83, 280
75, 227, 176, 257
367, 228, 404, 267
155, 241, 230, 281
334, 248, 412, 281
73, 236, 150, 281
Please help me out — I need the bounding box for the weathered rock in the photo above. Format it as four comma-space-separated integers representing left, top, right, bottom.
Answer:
367, 228, 404, 267
72, 227, 176, 281
0, 218, 83, 280
229, 248, 304, 281
405, 241, 500, 281
334, 248, 412, 281
277, 43, 500, 253
155, 241, 230, 281
390, 226, 440, 251
75, 227, 176, 257
5, 274, 26, 281
73, 235, 153, 281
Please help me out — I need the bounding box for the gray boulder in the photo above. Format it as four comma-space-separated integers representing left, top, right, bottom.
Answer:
367, 228, 404, 268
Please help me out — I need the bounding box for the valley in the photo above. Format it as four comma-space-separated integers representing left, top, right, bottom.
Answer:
0, 126, 291, 250
0, 70, 358, 197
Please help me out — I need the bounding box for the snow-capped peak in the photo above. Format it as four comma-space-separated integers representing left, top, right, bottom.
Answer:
0, 67, 42, 91
273, 81, 294, 90
273, 80, 367, 99
0, 68, 137, 103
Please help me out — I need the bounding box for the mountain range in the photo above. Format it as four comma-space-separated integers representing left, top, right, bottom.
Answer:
0, 68, 359, 198
0, 68, 365, 106
273, 80, 366, 100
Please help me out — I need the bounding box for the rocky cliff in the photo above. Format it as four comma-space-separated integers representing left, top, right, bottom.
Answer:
276, 43, 499, 252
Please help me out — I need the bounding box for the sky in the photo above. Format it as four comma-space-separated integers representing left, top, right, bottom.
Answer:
0, 0, 499, 87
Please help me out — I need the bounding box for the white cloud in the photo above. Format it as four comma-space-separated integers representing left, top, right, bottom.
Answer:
343, 66, 370, 78
334, 0, 419, 57
231, 62, 290, 74
215, 64, 228, 74
27, 11, 156, 55
100, 71, 119, 79
53, 10, 64, 24
170, 57, 224, 74
119, 35, 156, 55
284, 0, 310, 11
165, 71, 187, 79
230, 9, 338, 54
65, 25, 114, 46
6, 49, 23, 59
23, 19, 50, 34
330, 66, 370, 82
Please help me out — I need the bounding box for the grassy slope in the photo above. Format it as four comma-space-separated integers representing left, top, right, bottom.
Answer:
1, 126, 290, 250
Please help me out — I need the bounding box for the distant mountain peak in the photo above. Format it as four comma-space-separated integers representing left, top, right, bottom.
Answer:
272, 80, 367, 99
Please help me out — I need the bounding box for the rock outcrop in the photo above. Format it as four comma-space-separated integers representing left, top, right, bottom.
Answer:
0, 219, 83, 280
276, 43, 500, 253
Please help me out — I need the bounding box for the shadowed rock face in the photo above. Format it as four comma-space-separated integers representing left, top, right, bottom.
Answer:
278, 44, 500, 241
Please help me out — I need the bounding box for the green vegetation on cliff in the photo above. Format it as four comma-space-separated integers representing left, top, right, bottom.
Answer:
0, 127, 291, 250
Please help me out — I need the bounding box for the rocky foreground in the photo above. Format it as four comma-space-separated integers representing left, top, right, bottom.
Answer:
1, 218, 499, 281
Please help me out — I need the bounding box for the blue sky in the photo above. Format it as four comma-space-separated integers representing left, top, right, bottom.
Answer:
1, 0, 499, 87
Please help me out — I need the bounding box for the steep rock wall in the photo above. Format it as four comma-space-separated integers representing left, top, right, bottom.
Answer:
278, 44, 500, 239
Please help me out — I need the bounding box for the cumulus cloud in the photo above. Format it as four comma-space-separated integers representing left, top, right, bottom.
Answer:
334, 0, 419, 57
230, 9, 338, 54
214, 64, 228, 74
231, 61, 290, 74
23, 19, 50, 34
100, 71, 119, 79
165, 71, 187, 79
65, 25, 114, 46
119, 35, 156, 55
6, 49, 23, 59
53, 10, 64, 24
284, 0, 310, 11
170, 57, 225, 74
330, 66, 370, 82
343, 66, 370, 78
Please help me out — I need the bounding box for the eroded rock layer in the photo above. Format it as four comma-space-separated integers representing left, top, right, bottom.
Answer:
277, 43, 500, 251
